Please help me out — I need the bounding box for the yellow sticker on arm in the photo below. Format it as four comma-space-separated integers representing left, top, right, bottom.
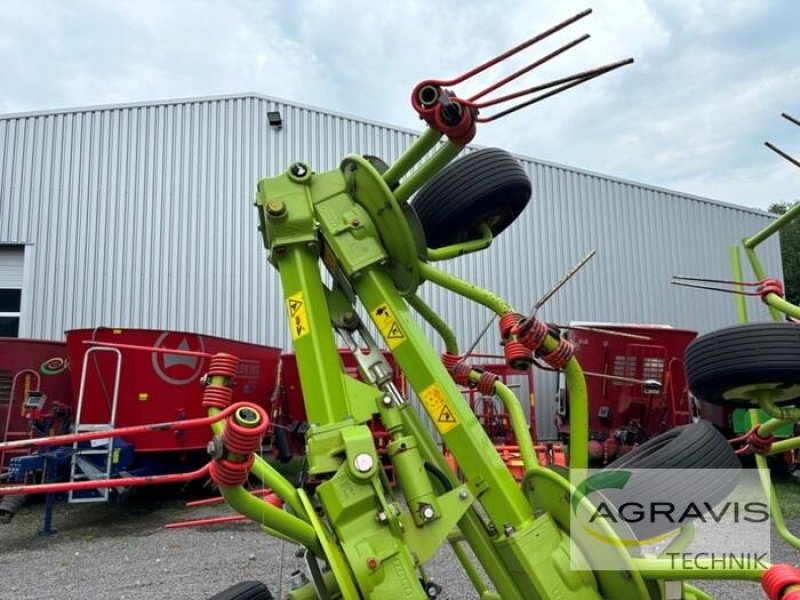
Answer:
371, 303, 406, 349
419, 383, 460, 434
287, 292, 310, 340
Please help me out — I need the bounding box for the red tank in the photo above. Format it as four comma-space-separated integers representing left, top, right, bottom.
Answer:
65, 328, 282, 452
0, 338, 74, 469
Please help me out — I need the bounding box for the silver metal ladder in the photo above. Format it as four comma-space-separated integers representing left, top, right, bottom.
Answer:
68, 346, 122, 503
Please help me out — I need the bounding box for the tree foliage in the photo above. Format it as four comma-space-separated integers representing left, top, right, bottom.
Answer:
768, 202, 800, 306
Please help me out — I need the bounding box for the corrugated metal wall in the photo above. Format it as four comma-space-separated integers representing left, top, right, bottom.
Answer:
0, 93, 781, 438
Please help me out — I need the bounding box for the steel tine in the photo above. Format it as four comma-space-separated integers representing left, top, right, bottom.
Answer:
479, 58, 633, 122
468, 34, 591, 103
782, 113, 800, 128
435, 8, 593, 87
765, 141, 800, 170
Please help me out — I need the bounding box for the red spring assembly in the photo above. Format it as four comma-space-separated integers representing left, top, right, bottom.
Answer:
759, 278, 785, 304
450, 361, 473, 387
210, 405, 269, 488
499, 312, 525, 340
441, 352, 463, 371
504, 340, 533, 371
223, 406, 269, 454
763, 564, 800, 600
209, 456, 254, 487
513, 317, 548, 353
748, 426, 775, 456
476, 371, 499, 396
202, 353, 240, 410
541, 338, 574, 371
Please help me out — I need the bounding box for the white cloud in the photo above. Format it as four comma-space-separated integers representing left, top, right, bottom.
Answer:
0, 0, 798, 209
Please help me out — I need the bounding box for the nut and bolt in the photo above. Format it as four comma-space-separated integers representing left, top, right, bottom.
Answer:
290, 163, 308, 178
503, 523, 515, 537
421, 505, 436, 521
289, 570, 308, 590
381, 395, 393, 407
266, 200, 286, 217
377, 511, 389, 524
206, 436, 224, 460
366, 557, 379, 570
458, 489, 469, 500
350, 218, 361, 227
353, 453, 374, 473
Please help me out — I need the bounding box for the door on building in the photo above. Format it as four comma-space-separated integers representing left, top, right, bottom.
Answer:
0, 246, 24, 337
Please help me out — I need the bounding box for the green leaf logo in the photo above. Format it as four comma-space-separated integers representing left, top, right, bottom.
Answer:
571, 470, 632, 514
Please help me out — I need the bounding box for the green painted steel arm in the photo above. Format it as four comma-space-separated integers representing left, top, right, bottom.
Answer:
393, 141, 465, 204
406, 292, 460, 355
382, 127, 443, 189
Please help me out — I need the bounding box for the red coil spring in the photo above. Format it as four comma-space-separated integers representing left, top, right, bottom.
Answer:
223, 407, 269, 455
201, 353, 240, 410
499, 312, 525, 340
541, 338, 574, 371
513, 317, 548, 353
763, 564, 800, 600
441, 352, 463, 371
748, 427, 775, 456
759, 278, 785, 304
504, 340, 533, 370
476, 371, 499, 396
209, 455, 255, 487
450, 362, 473, 387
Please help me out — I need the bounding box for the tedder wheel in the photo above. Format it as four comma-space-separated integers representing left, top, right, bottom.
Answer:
685, 322, 800, 407
412, 147, 531, 249
599, 421, 741, 540
207, 581, 273, 600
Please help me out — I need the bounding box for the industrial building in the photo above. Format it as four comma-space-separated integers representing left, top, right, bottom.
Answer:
0, 93, 781, 437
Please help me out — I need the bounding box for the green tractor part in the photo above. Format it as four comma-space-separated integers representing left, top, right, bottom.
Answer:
213, 9, 799, 600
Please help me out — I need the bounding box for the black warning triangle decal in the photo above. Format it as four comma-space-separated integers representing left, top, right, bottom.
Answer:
288, 299, 303, 316
387, 322, 404, 339
437, 406, 456, 423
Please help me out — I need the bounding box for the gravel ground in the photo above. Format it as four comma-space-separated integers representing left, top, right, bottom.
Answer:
0, 491, 798, 600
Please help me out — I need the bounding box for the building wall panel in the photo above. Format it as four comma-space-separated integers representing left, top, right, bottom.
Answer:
0, 94, 781, 438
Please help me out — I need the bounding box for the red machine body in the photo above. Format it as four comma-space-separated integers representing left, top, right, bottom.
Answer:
0, 338, 74, 469
556, 323, 697, 463
65, 328, 282, 453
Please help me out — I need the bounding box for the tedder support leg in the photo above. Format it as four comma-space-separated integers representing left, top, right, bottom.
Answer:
355, 267, 607, 600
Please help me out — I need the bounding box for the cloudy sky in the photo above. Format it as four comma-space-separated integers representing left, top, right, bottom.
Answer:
2, 0, 799, 211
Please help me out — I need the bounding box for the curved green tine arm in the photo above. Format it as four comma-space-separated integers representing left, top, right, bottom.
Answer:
758, 393, 800, 422
469, 372, 538, 472
770, 436, 800, 454
426, 223, 494, 262
209, 411, 307, 519
417, 261, 590, 469
764, 293, 800, 320
220, 485, 323, 554
742, 245, 785, 322
758, 417, 796, 439
406, 292, 460, 355
750, 408, 800, 550
744, 201, 800, 249
659, 523, 695, 558
418, 262, 513, 314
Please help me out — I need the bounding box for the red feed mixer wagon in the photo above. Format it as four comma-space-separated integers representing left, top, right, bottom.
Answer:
556, 322, 698, 463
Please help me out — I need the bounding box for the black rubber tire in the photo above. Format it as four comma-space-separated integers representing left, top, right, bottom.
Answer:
207, 581, 273, 600
412, 148, 531, 249
599, 421, 741, 540
686, 322, 800, 407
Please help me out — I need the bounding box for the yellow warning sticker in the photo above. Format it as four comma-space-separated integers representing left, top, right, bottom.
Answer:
371, 303, 406, 349
419, 383, 461, 435
287, 292, 310, 340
